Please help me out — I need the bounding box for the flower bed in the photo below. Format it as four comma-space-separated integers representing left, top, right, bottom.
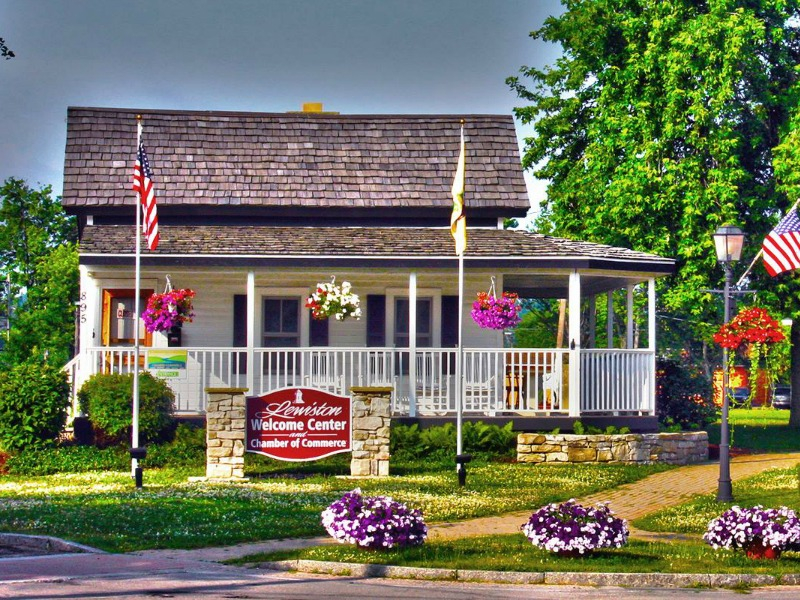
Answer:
321, 489, 427, 550
522, 499, 629, 555
704, 505, 800, 559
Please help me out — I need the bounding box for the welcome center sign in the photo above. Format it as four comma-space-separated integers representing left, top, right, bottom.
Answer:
246, 387, 352, 461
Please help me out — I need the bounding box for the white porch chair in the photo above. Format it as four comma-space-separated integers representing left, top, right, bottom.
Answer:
415, 353, 449, 414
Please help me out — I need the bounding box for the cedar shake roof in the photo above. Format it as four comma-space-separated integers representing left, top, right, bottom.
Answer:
79, 225, 675, 273
63, 107, 529, 215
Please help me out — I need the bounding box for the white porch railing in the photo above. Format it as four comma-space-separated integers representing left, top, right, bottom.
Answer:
64, 347, 654, 417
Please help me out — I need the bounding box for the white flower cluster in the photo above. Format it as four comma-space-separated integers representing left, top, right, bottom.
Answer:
704, 505, 800, 551
521, 499, 629, 555
306, 280, 361, 321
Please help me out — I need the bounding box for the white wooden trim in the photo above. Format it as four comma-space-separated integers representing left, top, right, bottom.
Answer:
568, 270, 581, 417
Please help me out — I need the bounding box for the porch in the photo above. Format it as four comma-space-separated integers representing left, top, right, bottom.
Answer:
64, 346, 655, 420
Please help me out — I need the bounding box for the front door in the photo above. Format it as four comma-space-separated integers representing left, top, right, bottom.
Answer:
101, 289, 153, 347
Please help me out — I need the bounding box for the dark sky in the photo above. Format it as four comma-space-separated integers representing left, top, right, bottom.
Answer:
0, 0, 563, 204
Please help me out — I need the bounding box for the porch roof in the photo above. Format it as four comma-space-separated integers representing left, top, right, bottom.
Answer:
80, 225, 675, 275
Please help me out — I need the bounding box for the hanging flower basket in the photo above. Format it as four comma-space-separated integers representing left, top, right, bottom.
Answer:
306, 278, 361, 321
471, 280, 521, 330
521, 499, 629, 556
142, 288, 195, 333
704, 505, 800, 559
712, 307, 786, 402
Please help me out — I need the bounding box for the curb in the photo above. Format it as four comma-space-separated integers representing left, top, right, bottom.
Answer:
254, 559, 800, 589
0, 533, 104, 556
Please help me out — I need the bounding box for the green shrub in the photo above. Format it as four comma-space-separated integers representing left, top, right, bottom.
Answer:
5, 445, 128, 475
0, 361, 70, 451
390, 421, 516, 461
656, 357, 716, 431
146, 423, 206, 467
78, 372, 175, 445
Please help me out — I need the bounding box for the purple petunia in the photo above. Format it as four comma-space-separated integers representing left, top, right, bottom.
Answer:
521, 499, 629, 555
321, 489, 428, 550
704, 505, 800, 552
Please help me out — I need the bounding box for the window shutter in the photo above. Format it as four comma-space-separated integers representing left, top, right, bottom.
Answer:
233, 294, 247, 373
441, 295, 459, 348
309, 311, 329, 346
367, 295, 386, 347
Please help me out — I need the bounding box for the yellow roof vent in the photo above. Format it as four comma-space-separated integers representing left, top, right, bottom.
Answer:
302, 102, 324, 113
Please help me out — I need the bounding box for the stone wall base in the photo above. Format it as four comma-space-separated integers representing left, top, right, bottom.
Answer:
517, 431, 708, 465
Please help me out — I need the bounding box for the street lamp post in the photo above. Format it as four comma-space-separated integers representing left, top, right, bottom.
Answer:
712, 225, 745, 503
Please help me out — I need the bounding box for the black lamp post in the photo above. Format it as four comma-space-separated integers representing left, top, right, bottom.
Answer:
712, 225, 745, 503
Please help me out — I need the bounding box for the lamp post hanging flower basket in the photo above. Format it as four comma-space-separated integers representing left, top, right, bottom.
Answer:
471, 277, 521, 330
142, 276, 195, 333
712, 306, 786, 402
305, 277, 361, 321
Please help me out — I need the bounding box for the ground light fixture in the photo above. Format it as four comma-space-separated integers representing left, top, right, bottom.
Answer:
713, 224, 745, 502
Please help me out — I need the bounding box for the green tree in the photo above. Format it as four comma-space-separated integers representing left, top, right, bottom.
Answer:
2, 244, 79, 366
1, 178, 78, 366
508, 0, 800, 377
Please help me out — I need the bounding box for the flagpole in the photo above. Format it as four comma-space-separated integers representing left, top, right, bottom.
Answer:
736, 197, 800, 286
452, 120, 467, 485
132, 116, 142, 481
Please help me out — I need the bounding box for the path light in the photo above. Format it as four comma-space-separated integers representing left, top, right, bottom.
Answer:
713, 225, 745, 502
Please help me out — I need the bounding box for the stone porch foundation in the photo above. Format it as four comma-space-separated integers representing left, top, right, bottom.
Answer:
517, 431, 708, 465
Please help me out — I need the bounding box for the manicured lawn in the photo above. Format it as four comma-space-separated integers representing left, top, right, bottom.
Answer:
634, 466, 800, 534
0, 459, 670, 552
706, 408, 800, 453
232, 534, 800, 576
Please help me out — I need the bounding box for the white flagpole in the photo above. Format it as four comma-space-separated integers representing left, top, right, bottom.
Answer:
456, 252, 464, 458
132, 116, 143, 479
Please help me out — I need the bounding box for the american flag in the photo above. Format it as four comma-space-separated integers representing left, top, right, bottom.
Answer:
132, 139, 159, 251
763, 207, 800, 276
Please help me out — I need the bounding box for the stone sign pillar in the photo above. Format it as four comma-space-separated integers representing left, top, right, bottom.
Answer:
205, 387, 247, 480
350, 387, 392, 477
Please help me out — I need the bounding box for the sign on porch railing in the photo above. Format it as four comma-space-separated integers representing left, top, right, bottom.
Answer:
246, 387, 352, 461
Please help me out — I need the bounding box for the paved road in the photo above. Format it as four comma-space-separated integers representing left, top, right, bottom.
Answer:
4, 562, 800, 600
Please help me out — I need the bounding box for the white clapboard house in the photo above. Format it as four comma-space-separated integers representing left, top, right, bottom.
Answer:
61, 105, 674, 430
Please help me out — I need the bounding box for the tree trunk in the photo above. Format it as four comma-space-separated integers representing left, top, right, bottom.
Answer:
790, 320, 800, 427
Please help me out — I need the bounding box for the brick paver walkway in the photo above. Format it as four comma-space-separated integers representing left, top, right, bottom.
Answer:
427, 452, 800, 541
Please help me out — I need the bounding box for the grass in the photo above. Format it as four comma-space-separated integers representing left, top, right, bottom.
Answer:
706, 407, 800, 453
229, 534, 800, 576
0, 458, 671, 553
634, 466, 800, 535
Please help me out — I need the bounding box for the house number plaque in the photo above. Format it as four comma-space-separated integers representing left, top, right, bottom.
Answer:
246, 387, 352, 461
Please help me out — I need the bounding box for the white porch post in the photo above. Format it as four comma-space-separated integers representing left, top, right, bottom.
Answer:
626, 284, 635, 349
408, 271, 417, 417
648, 277, 657, 414
568, 270, 581, 417
246, 271, 255, 394
606, 290, 614, 348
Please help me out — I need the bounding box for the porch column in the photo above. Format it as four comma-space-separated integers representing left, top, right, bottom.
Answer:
648, 277, 657, 414
408, 271, 417, 417
568, 270, 581, 417
246, 271, 255, 393
607, 290, 614, 349
626, 284, 635, 349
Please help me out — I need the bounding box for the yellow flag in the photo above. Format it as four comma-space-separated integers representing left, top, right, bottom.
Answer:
450, 126, 466, 256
